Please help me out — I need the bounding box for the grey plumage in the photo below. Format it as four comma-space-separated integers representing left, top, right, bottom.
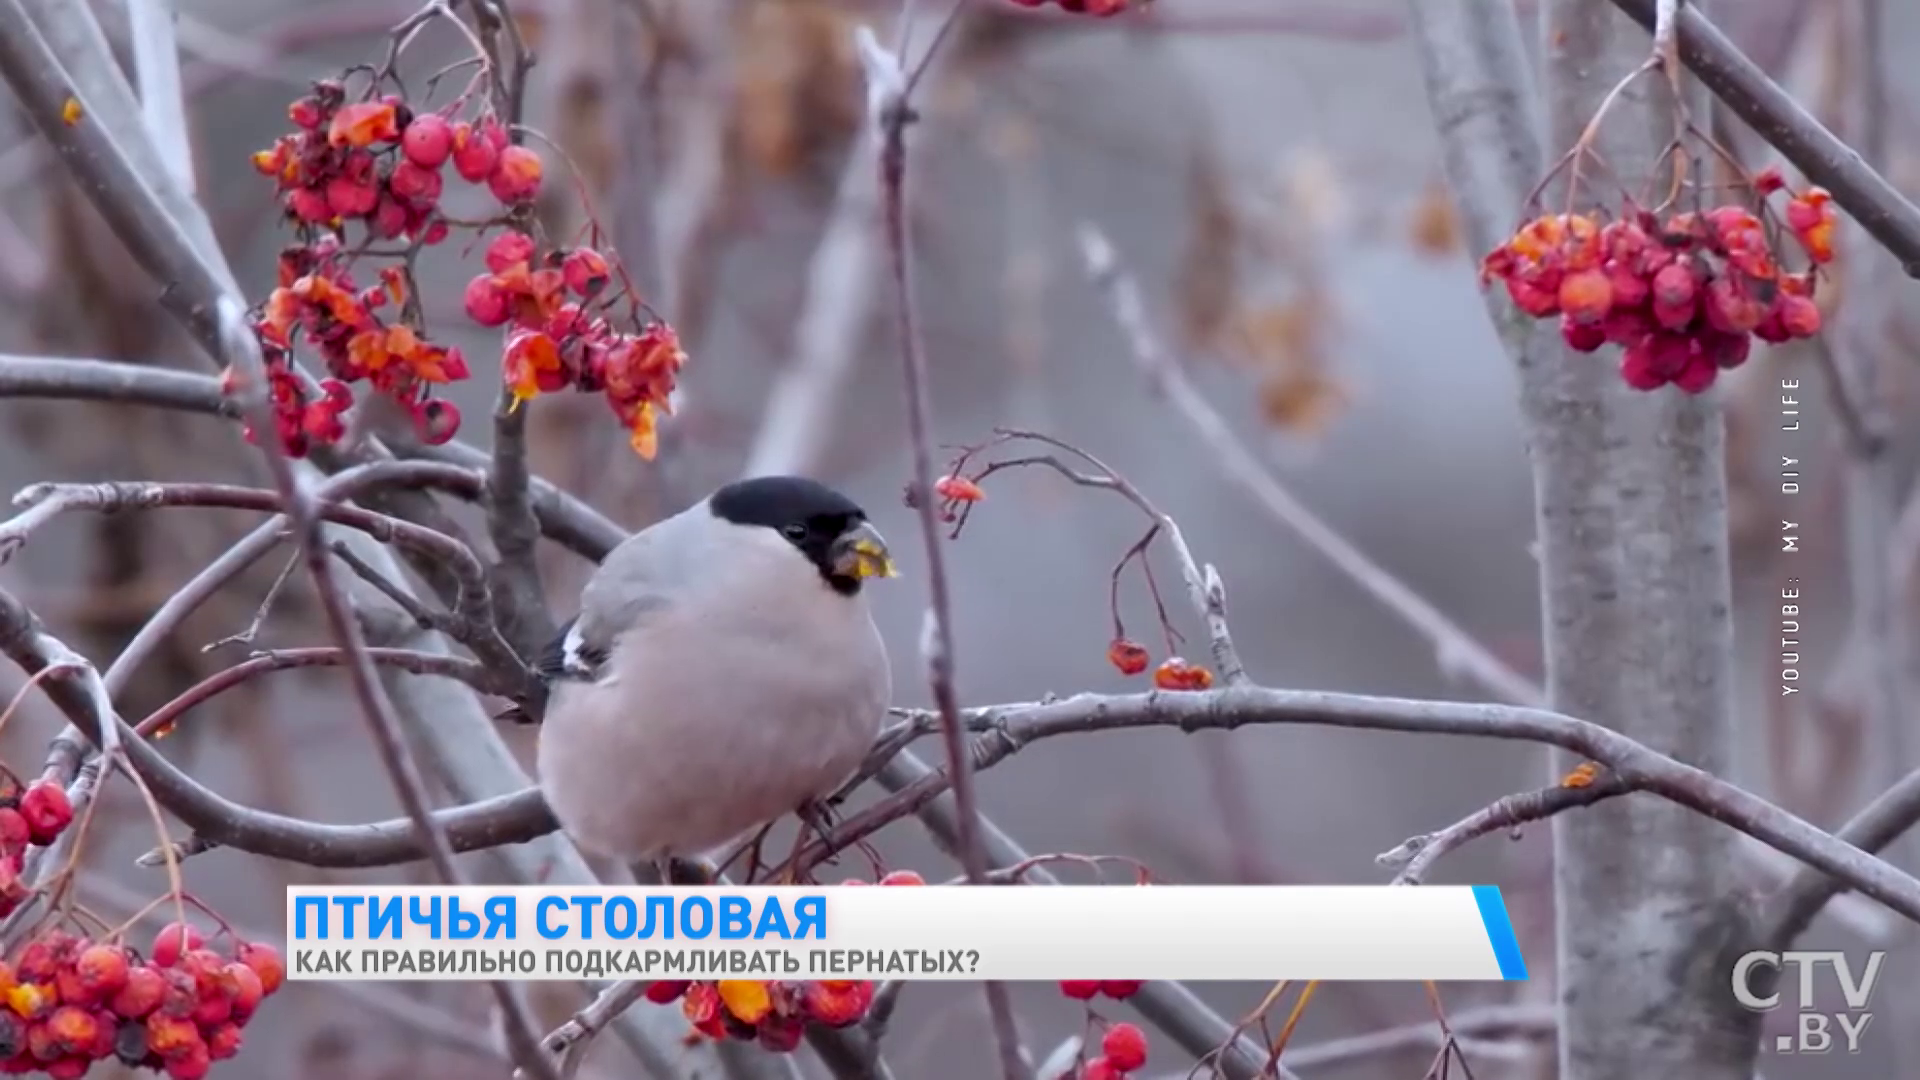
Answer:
534, 479, 894, 864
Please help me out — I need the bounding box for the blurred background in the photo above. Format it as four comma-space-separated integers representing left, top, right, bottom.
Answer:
0, 0, 1916, 1076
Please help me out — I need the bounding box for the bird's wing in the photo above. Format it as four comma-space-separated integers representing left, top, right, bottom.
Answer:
539, 512, 693, 684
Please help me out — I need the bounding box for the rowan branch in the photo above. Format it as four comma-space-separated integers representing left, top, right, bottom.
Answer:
1605, 0, 1920, 274
858, 17, 1029, 1080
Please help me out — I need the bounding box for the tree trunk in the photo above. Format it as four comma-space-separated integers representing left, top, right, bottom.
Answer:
1538, 2, 1759, 1076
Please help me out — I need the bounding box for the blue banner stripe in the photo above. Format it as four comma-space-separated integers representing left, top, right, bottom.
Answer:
1470, 885, 1528, 980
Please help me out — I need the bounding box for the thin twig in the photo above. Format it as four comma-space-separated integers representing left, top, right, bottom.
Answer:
1378, 772, 1631, 884
857, 22, 1028, 1080
1075, 225, 1539, 706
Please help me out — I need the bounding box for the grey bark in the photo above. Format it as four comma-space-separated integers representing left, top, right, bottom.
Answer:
1538, 3, 1757, 1078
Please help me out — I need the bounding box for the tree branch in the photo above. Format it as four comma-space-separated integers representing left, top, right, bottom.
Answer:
857, 20, 1028, 1080
1606, 0, 1920, 275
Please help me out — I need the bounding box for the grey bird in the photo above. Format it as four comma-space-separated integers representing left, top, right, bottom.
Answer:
531, 476, 896, 878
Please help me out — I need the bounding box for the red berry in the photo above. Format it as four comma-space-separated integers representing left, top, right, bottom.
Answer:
1058, 980, 1102, 1000
1102, 1023, 1149, 1070
878, 870, 925, 886
1099, 980, 1144, 999
165, 1042, 211, 1080
18, 784, 71, 845
644, 980, 690, 1004
412, 399, 462, 445
216, 966, 255, 1024
463, 274, 512, 327
1107, 638, 1150, 676
1673, 356, 1718, 394
1650, 263, 1698, 330
43, 1007, 96, 1057
562, 247, 611, 298
1619, 338, 1667, 391
42, 1057, 84, 1080
1777, 293, 1821, 338
150, 923, 203, 969
1753, 165, 1786, 195
1560, 316, 1606, 353
451, 121, 500, 182
388, 160, 443, 204
74, 945, 129, 1003
325, 174, 379, 218
288, 186, 332, 224
0, 809, 29, 853
109, 966, 166, 1019
1701, 330, 1752, 370
235, 942, 285, 997
1083, 1059, 1125, 1080
205, 1022, 242, 1061
757, 1013, 805, 1053
484, 230, 536, 274
487, 145, 545, 204
401, 114, 454, 169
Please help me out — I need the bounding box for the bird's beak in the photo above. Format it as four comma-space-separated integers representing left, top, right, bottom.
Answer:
831, 521, 897, 580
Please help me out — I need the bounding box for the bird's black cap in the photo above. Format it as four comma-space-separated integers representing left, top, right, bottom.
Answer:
709, 475, 874, 594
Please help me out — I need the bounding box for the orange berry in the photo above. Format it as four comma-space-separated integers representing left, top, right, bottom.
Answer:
487, 145, 545, 204
74, 945, 130, 1002
1152, 658, 1213, 692
1556, 268, 1613, 324
934, 474, 985, 502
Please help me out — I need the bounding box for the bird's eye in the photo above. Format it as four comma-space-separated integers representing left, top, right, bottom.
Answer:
781, 523, 809, 542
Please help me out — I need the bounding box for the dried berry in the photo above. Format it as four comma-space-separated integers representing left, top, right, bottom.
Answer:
1107, 638, 1151, 677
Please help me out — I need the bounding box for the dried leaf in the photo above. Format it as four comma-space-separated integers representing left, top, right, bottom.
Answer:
1409, 178, 1460, 256
1175, 150, 1240, 351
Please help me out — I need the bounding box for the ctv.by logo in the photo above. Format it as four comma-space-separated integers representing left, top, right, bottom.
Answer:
1731, 950, 1882, 1054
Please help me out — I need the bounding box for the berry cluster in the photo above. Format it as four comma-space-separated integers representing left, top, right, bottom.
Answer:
1106, 641, 1214, 691
649, 978, 876, 1053
0, 779, 74, 914
1480, 177, 1835, 394
246, 236, 468, 453
463, 230, 686, 459
1005, 0, 1134, 15
244, 75, 686, 461
642, 872, 924, 1050
245, 82, 525, 453
0, 923, 285, 1078
1077, 1022, 1149, 1079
